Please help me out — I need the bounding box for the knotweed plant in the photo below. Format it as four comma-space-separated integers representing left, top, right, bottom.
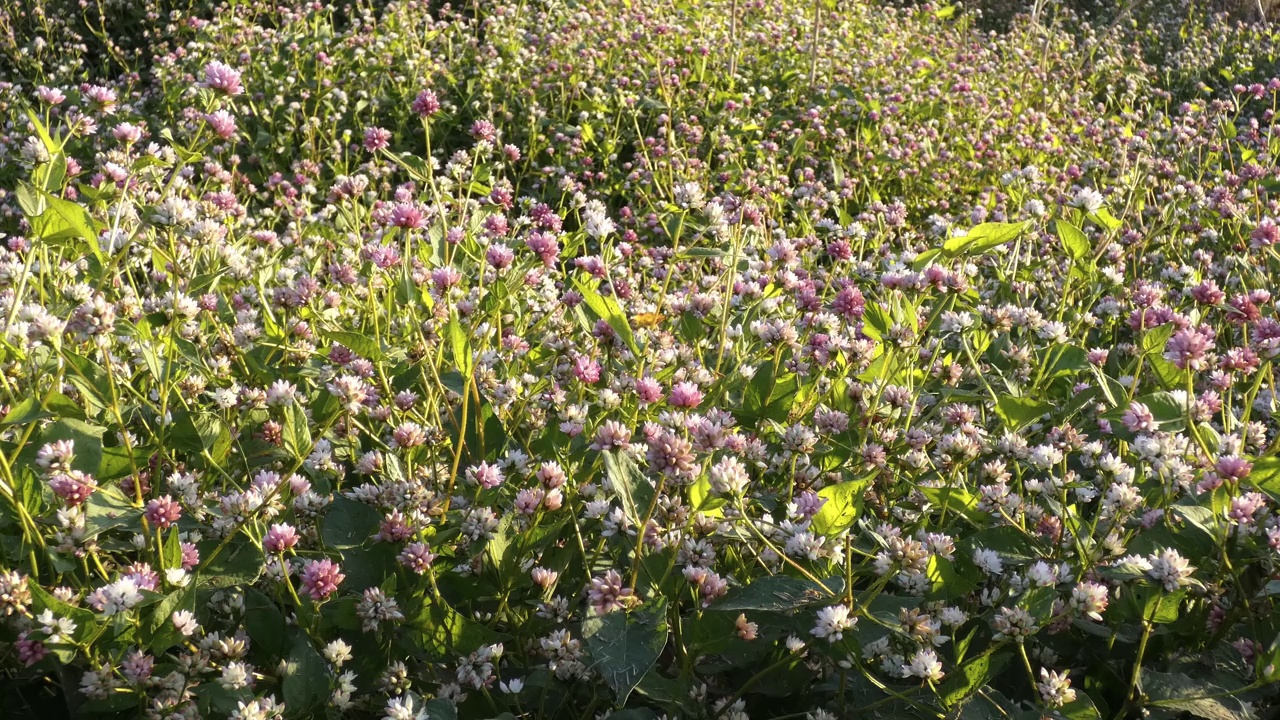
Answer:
0, 1, 1279, 719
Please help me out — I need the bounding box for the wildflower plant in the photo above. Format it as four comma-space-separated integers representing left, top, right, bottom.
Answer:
0, 0, 1279, 719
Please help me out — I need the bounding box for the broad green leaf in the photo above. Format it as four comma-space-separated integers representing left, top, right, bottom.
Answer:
1092, 208, 1122, 231
1139, 669, 1255, 720
811, 476, 870, 536
927, 555, 976, 600
713, 575, 842, 611
938, 651, 1012, 708
321, 329, 385, 361
740, 355, 800, 423
602, 449, 656, 527
161, 528, 183, 570
199, 536, 264, 588
1258, 631, 1280, 682
994, 395, 1050, 430
29, 583, 98, 649
414, 601, 497, 658
244, 588, 287, 658
321, 496, 381, 549
21, 184, 104, 260
1059, 693, 1103, 720
280, 402, 313, 461
861, 302, 891, 341
85, 485, 143, 539
943, 221, 1027, 256
40, 418, 105, 476
1055, 220, 1090, 261
425, 700, 458, 720
1142, 323, 1176, 356
1248, 455, 1280, 501
170, 411, 233, 463
583, 598, 669, 704
573, 277, 640, 356
340, 544, 399, 592
145, 585, 195, 652
689, 475, 727, 515
282, 634, 331, 712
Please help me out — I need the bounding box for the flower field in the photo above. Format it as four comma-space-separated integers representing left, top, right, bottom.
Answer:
2, 0, 1280, 718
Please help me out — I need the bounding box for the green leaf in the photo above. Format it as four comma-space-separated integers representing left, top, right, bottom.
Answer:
448, 314, 473, 375
740, 356, 799, 423
145, 585, 195, 652
994, 395, 1051, 430
20, 184, 104, 261
943, 221, 1027, 256
1092, 208, 1122, 231
40, 418, 105, 476
199, 537, 264, 588
1248, 455, 1280, 501
1144, 587, 1187, 624
29, 583, 98, 647
927, 555, 976, 600
1139, 669, 1255, 720
339, 543, 399, 592
1257, 631, 1280, 682
811, 476, 871, 536
1042, 345, 1089, 380
321, 496, 381, 549
170, 411, 233, 463
282, 634, 331, 712
938, 651, 1012, 708
1139, 391, 1187, 429
1142, 323, 1176, 356
1058, 693, 1102, 720
689, 475, 727, 515
573, 277, 640, 356
602, 449, 655, 527
280, 402, 313, 462
414, 600, 497, 658
244, 588, 287, 658
1, 397, 53, 426
161, 528, 183, 570
959, 526, 1041, 562
713, 575, 842, 612
84, 485, 143, 539
425, 699, 459, 720
1054, 220, 1090, 261
583, 598, 669, 704
321, 329, 385, 361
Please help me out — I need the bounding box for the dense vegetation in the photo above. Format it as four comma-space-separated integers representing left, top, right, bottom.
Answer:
2, 0, 1280, 718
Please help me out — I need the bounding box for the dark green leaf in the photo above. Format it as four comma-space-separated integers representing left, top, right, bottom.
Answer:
282, 634, 331, 712
199, 537, 264, 588
244, 588, 287, 658
583, 598, 669, 704
40, 418, 105, 476
1139, 669, 1255, 720
321, 496, 381, 549
713, 575, 842, 612
939, 651, 1012, 708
